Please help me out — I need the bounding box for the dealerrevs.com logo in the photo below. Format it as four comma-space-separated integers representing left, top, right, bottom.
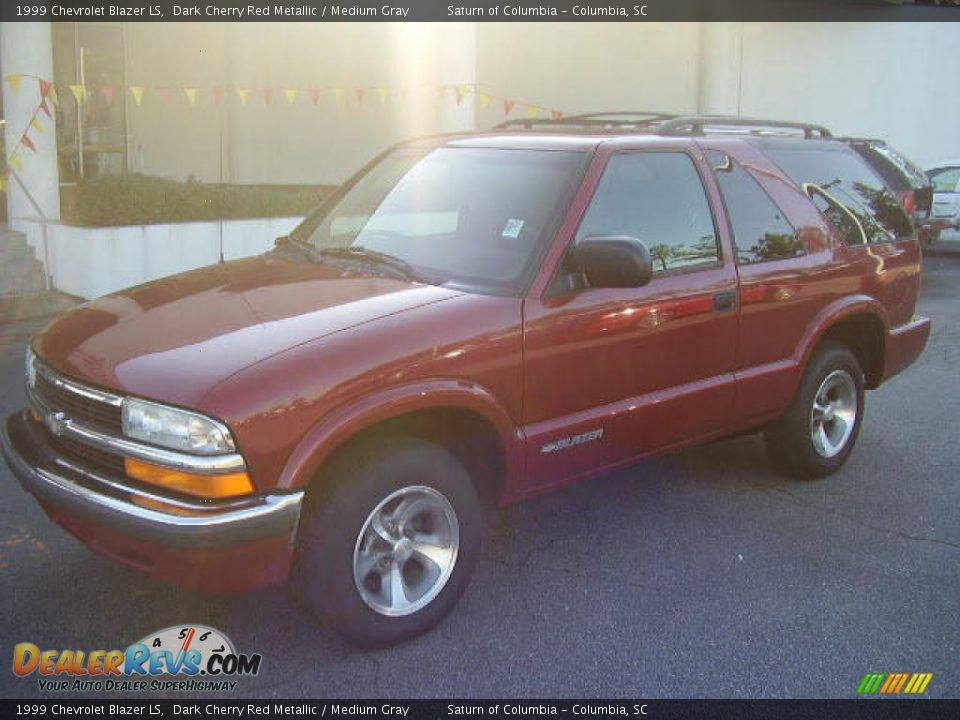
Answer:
13, 625, 262, 692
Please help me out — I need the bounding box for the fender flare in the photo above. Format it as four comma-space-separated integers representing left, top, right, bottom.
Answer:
792, 293, 889, 383
274, 378, 524, 495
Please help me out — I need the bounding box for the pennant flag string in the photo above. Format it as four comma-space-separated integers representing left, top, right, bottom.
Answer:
41, 81, 565, 117
1, 75, 566, 180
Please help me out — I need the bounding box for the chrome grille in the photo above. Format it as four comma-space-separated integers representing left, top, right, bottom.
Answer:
32, 364, 122, 433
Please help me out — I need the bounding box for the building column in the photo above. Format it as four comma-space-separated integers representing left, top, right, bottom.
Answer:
697, 22, 743, 116
1, 21, 61, 222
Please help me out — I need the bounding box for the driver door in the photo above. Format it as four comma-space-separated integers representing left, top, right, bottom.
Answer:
521, 148, 739, 492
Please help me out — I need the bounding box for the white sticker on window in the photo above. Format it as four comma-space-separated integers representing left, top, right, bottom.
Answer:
502, 218, 525, 239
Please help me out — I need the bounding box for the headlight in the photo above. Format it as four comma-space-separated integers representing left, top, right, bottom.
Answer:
25, 347, 37, 389
121, 398, 236, 456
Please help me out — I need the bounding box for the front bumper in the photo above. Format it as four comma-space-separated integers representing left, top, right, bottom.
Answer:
2, 410, 303, 592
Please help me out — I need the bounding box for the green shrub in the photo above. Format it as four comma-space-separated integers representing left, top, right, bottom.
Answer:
62, 174, 334, 227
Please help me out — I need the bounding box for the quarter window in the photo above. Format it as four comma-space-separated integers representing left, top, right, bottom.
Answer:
762, 144, 913, 244
707, 151, 803, 264
576, 152, 719, 274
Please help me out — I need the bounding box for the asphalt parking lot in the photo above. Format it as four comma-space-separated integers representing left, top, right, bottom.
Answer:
1, 249, 958, 700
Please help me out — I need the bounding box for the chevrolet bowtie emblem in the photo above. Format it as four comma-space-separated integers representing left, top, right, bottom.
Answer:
45, 411, 67, 436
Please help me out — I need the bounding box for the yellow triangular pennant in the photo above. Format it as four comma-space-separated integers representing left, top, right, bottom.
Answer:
0, 175, 5, 192
49, 85, 59, 106
375, 87, 388, 105
284, 88, 297, 105
183, 87, 199, 106
236, 87, 249, 105
69, 84, 86, 104
5, 74, 22, 90
331, 87, 344, 105
478, 92, 492, 109
30, 117, 43, 133
526, 105, 540, 118
129, 86, 144, 106
10, 153, 23, 173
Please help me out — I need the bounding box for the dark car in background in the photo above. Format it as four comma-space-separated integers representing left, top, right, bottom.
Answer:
842, 138, 938, 245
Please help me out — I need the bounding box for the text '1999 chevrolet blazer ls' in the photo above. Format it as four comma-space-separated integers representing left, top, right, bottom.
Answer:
2, 114, 930, 646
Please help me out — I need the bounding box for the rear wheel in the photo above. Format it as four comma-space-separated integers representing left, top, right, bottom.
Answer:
296, 436, 482, 648
764, 342, 865, 479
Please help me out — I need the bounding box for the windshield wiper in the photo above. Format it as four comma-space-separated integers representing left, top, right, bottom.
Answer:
274, 234, 321, 262
318, 246, 436, 284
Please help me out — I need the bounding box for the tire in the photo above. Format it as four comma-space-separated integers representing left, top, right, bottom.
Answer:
295, 435, 483, 648
764, 341, 865, 480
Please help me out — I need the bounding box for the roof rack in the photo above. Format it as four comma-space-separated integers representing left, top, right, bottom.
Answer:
563, 111, 678, 122
492, 113, 834, 139
493, 111, 677, 130
656, 116, 833, 139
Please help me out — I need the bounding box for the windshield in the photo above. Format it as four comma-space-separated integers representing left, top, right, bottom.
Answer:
291, 146, 587, 295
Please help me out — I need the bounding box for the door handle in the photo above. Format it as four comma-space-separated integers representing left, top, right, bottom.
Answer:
713, 289, 738, 313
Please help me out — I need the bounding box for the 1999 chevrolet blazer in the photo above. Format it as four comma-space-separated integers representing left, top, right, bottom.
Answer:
1, 114, 930, 646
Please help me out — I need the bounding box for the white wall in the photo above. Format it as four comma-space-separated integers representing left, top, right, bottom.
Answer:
737, 22, 960, 168
12, 216, 302, 299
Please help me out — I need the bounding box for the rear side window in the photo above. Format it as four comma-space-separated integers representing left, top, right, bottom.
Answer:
762, 145, 913, 244
707, 151, 803, 264
576, 152, 719, 273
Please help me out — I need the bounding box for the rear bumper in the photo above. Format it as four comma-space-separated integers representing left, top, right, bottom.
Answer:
882, 316, 931, 383
2, 410, 302, 592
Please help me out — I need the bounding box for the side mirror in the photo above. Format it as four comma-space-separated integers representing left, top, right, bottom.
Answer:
567, 236, 653, 289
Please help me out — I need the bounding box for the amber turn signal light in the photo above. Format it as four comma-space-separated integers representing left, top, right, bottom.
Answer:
124, 457, 254, 499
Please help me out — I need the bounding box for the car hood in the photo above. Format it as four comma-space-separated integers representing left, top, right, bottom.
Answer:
34, 254, 461, 407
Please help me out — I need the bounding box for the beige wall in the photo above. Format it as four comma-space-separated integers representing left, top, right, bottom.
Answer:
123, 23, 470, 185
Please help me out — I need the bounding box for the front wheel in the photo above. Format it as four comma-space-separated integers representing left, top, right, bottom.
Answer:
296, 436, 483, 648
764, 342, 865, 479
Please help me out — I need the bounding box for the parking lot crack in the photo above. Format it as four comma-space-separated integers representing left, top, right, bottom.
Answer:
750, 482, 960, 552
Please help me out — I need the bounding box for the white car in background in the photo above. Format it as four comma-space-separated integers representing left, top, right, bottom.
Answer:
927, 162, 960, 239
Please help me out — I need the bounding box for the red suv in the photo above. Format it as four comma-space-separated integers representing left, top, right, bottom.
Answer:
1, 114, 930, 647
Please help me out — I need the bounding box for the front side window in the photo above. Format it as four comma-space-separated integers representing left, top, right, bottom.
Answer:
761, 143, 913, 245
707, 151, 803, 264
575, 152, 719, 273
292, 146, 587, 295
